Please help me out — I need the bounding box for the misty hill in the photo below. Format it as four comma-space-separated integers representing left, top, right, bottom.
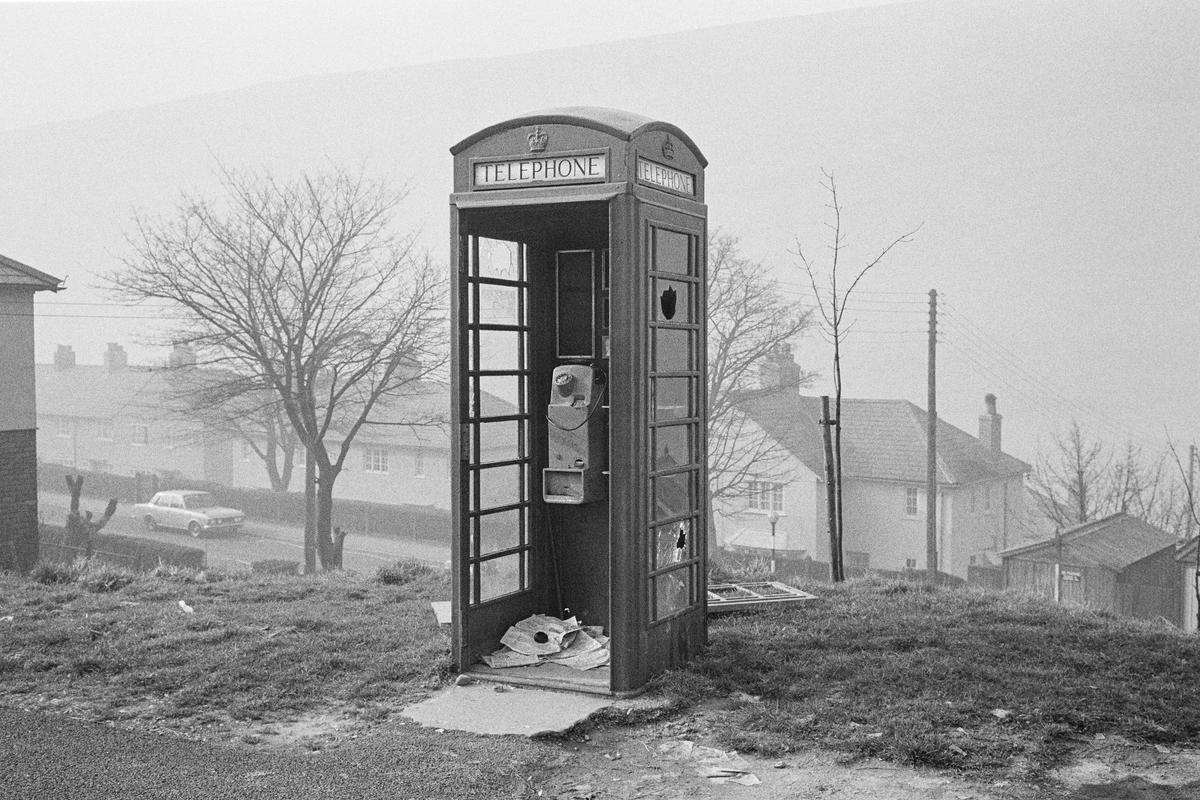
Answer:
2, 0, 1197, 460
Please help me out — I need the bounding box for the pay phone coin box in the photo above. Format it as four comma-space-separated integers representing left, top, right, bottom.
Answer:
544, 364, 607, 504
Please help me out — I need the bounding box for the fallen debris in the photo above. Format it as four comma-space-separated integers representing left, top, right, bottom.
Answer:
658, 740, 762, 786
483, 614, 611, 671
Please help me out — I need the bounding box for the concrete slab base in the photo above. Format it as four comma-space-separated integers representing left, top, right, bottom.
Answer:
400, 683, 614, 737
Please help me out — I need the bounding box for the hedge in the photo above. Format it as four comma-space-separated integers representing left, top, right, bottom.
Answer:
39, 523, 206, 572
38, 462, 451, 543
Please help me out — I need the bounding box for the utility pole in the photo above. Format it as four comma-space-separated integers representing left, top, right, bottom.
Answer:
926, 289, 938, 577
820, 396, 842, 582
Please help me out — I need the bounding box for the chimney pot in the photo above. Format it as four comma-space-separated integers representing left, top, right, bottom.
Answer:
103, 342, 128, 371
979, 393, 1002, 452
53, 344, 75, 370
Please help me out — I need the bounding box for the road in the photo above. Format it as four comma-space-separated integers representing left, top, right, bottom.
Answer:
37, 492, 450, 573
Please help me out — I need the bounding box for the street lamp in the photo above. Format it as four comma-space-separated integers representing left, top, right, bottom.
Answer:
767, 511, 780, 574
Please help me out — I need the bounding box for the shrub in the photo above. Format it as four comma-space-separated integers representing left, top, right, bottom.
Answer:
31, 560, 80, 585
251, 559, 300, 576
376, 561, 437, 585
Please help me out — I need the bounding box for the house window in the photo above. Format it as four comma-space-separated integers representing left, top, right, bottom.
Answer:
53, 417, 72, 438
362, 446, 389, 474
413, 447, 426, 478
905, 558, 917, 569
241, 440, 252, 460
96, 419, 113, 441
747, 480, 784, 512
905, 486, 920, 517
985, 485, 992, 512
132, 424, 149, 445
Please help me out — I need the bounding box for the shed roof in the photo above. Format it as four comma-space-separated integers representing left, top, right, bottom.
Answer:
999, 513, 1178, 571
0, 253, 63, 291
450, 106, 707, 166
736, 389, 1029, 485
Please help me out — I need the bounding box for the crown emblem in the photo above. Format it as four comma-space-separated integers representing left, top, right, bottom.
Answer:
527, 126, 549, 153
662, 135, 675, 160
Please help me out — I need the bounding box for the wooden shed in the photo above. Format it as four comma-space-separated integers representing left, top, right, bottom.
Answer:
999, 513, 1182, 627
1174, 537, 1200, 633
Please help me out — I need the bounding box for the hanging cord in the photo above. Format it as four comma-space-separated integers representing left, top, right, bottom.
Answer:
545, 504, 565, 617
545, 365, 608, 432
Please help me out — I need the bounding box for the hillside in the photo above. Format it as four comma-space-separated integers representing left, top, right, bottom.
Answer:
2, 0, 1197, 459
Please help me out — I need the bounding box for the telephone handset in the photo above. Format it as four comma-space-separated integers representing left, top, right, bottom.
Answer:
543, 364, 607, 504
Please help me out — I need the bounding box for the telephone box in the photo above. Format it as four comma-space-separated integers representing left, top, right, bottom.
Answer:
449, 108, 709, 695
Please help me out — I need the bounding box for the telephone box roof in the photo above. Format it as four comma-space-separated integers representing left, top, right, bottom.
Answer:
450, 106, 707, 167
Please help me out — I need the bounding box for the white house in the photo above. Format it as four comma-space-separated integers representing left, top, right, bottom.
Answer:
720, 350, 1032, 579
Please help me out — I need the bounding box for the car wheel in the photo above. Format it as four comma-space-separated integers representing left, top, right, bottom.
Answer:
188, 521, 202, 538
143, 516, 157, 531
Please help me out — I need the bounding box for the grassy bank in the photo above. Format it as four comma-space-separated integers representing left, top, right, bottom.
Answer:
0, 560, 450, 733
658, 577, 1200, 775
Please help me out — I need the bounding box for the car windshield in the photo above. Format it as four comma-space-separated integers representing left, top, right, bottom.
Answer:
182, 493, 217, 510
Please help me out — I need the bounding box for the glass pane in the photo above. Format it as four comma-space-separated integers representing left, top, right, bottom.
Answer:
480, 552, 524, 602
556, 250, 594, 358
478, 284, 519, 325
478, 328, 522, 372
654, 229, 690, 274
653, 279, 692, 323
653, 424, 693, 470
653, 470, 695, 521
476, 238, 521, 280
479, 509, 521, 555
478, 420, 523, 461
479, 464, 523, 509
652, 519, 692, 570
654, 567, 692, 619
653, 377, 692, 421
477, 375, 523, 416
653, 329, 692, 373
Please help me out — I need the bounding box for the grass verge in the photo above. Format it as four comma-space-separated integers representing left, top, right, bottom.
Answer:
654, 576, 1200, 776
0, 559, 451, 734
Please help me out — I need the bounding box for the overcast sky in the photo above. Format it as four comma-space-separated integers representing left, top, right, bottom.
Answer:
1, 0, 907, 132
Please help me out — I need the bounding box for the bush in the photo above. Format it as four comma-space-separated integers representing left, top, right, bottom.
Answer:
31, 560, 80, 585
39, 523, 206, 572
376, 561, 438, 585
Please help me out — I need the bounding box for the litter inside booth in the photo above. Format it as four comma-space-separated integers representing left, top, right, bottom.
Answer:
449, 108, 710, 695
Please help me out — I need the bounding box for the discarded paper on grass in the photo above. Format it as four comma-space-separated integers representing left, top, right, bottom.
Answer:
483, 614, 611, 670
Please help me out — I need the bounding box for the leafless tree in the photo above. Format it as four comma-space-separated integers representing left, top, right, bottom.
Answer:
161, 367, 299, 492
707, 233, 815, 512
1032, 420, 1191, 536
109, 165, 447, 571
793, 170, 920, 581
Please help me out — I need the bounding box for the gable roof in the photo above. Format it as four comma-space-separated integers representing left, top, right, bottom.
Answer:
999, 513, 1178, 571
0, 253, 63, 291
737, 389, 1029, 485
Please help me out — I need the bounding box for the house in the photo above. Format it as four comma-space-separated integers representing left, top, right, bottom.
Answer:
0, 253, 64, 572
36, 344, 517, 512
720, 347, 1031, 579
1001, 513, 1182, 626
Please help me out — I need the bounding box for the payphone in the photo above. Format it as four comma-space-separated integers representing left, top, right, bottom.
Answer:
450, 107, 709, 696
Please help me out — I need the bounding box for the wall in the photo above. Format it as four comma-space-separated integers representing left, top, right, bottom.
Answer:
0, 286, 36, 431
714, 449, 821, 557
36, 414, 211, 480
943, 475, 1028, 577
1118, 549, 1182, 627
0, 429, 39, 572
839, 479, 928, 572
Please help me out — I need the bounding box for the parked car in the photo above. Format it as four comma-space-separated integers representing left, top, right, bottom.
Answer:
133, 490, 246, 537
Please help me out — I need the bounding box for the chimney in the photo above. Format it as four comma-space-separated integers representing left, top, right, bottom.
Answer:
53, 344, 75, 371
168, 345, 197, 369
103, 342, 128, 371
979, 393, 1002, 451
758, 343, 802, 390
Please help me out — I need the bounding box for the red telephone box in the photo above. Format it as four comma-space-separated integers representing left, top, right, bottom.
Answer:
449, 107, 709, 695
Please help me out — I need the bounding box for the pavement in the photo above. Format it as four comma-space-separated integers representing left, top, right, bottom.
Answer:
401, 682, 613, 737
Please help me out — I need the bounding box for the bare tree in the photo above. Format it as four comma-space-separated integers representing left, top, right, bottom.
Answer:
109, 165, 447, 571
793, 170, 920, 581
162, 366, 299, 492
1032, 420, 1191, 536
707, 233, 815, 510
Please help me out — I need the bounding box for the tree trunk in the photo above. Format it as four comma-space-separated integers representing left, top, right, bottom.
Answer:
315, 466, 339, 570
303, 457, 317, 574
